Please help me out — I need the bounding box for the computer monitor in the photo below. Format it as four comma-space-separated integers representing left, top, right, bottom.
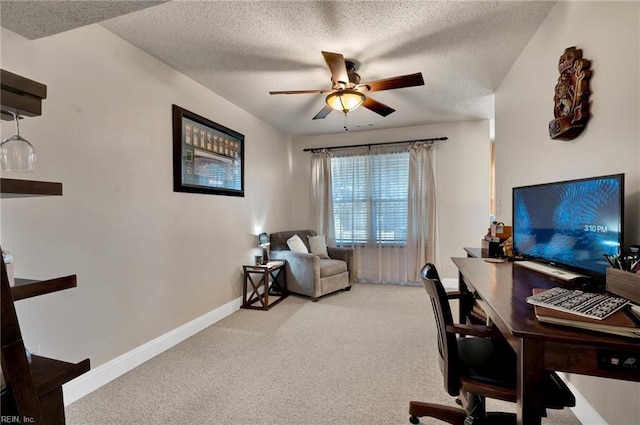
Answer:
512, 173, 624, 279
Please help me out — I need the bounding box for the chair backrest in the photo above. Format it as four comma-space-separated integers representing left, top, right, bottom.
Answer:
269, 230, 317, 251
420, 263, 460, 397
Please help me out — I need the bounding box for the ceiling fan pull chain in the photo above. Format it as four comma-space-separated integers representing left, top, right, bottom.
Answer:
344, 112, 349, 131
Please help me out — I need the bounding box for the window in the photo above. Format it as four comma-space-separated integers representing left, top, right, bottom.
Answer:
331, 150, 409, 246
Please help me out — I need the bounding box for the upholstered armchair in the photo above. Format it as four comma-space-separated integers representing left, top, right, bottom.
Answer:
269, 230, 354, 302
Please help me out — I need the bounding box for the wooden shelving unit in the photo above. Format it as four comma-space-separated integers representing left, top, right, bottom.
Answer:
0, 354, 90, 425
1, 68, 47, 120
28, 356, 90, 397
11, 275, 77, 302
1, 178, 63, 198
0, 207, 88, 424
1, 174, 89, 423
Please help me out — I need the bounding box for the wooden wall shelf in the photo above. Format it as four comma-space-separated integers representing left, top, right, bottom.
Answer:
1, 69, 47, 121
1, 178, 63, 198
0, 355, 90, 421
11, 275, 77, 301
28, 355, 91, 397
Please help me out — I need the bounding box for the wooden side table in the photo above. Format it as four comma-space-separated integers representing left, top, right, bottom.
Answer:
241, 260, 288, 310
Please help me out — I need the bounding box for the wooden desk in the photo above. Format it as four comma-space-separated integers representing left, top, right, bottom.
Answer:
452, 257, 639, 425
463, 246, 483, 258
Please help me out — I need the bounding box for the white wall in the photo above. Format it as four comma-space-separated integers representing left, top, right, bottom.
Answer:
495, 2, 639, 423
291, 120, 491, 279
0, 26, 292, 367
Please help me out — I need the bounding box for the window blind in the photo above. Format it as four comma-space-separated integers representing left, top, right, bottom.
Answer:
331, 151, 409, 246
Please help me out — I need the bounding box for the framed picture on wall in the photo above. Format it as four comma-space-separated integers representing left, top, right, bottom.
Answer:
172, 104, 244, 197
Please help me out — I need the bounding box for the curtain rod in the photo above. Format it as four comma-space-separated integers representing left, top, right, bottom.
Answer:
302, 136, 448, 152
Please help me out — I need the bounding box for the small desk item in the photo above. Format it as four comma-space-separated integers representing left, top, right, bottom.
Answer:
484, 258, 504, 264
452, 257, 640, 425
530, 289, 640, 339
242, 261, 287, 310
526, 287, 628, 320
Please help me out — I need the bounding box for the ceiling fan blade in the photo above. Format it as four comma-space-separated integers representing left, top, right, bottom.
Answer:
312, 104, 333, 120
360, 72, 424, 93
269, 89, 332, 95
322, 51, 349, 86
362, 96, 395, 117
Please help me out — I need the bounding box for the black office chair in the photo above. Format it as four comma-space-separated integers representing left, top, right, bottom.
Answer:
409, 263, 575, 425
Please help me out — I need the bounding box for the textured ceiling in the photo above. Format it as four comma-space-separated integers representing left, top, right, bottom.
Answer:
0, 1, 167, 40
1, 1, 556, 136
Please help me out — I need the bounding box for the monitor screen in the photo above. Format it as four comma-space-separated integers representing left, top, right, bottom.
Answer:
512, 174, 624, 277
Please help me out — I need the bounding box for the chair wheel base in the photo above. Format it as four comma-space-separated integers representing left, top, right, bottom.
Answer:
409, 400, 467, 425
484, 412, 516, 425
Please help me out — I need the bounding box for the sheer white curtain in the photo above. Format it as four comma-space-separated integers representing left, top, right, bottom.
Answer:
407, 142, 437, 281
309, 149, 335, 244
310, 142, 437, 284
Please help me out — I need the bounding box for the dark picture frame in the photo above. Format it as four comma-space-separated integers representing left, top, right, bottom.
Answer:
172, 104, 244, 197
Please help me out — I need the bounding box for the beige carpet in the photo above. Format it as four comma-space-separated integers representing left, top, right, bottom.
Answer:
65, 283, 581, 425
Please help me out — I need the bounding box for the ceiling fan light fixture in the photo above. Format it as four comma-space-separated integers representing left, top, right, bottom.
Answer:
326, 89, 365, 113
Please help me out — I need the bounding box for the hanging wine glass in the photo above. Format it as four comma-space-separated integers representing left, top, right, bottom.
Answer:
0, 111, 36, 172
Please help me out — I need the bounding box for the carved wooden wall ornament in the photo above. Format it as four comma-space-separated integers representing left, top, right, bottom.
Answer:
549, 46, 592, 141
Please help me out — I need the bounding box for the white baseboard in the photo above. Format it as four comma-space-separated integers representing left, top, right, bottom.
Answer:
558, 373, 607, 424
63, 296, 243, 405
